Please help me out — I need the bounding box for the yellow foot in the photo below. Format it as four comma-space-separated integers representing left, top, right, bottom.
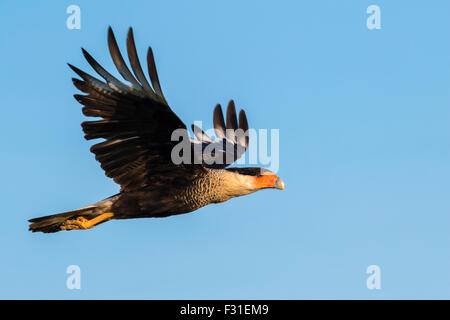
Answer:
61, 212, 114, 231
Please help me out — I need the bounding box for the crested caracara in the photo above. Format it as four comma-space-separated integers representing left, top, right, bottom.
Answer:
28, 27, 285, 233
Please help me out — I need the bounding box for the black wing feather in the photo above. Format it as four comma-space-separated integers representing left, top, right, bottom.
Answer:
213, 104, 226, 139
226, 100, 238, 142
107, 27, 142, 89
238, 109, 249, 148
126, 28, 154, 93
147, 47, 167, 104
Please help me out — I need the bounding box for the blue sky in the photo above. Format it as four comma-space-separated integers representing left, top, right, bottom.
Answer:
0, 0, 449, 299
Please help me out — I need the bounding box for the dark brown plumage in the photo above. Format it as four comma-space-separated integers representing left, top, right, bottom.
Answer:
28, 27, 285, 233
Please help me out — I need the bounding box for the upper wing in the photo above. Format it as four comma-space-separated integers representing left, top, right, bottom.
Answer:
190, 100, 249, 169
70, 27, 204, 192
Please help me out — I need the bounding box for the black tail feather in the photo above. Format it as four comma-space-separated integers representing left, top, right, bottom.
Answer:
28, 207, 97, 233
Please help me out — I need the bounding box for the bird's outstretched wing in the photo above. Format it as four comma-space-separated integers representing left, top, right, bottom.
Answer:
190, 100, 249, 169
70, 27, 205, 192
70, 27, 250, 191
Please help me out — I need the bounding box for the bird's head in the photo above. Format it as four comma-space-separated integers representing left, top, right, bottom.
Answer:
225, 167, 285, 192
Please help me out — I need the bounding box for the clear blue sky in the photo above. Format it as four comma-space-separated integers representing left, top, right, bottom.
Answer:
1, 0, 449, 299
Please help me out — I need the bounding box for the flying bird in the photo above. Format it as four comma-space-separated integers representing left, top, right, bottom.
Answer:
28, 27, 285, 233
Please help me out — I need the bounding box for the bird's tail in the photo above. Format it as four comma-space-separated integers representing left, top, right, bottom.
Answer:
28, 200, 114, 233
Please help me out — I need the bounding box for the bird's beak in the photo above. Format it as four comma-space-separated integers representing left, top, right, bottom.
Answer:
274, 177, 285, 190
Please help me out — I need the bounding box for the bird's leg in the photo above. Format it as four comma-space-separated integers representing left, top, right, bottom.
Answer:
61, 212, 114, 231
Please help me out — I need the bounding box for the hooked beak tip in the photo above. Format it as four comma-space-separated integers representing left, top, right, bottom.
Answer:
274, 177, 285, 190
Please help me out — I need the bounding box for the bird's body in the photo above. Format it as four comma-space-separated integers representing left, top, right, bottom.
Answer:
28, 27, 284, 233
109, 168, 271, 219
